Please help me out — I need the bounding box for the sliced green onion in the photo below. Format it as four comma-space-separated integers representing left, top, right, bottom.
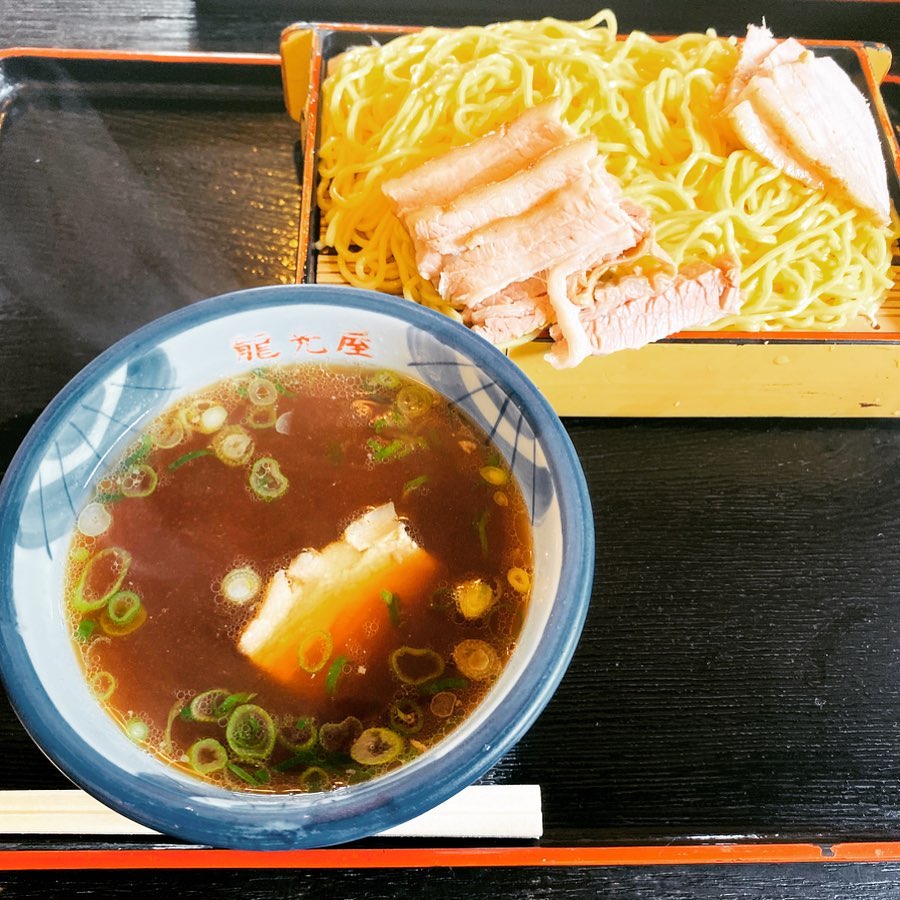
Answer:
100, 602, 147, 637
249, 457, 289, 501
370, 438, 404, 462
507, 567, 531, 593
298, 631, 333, 674
75, 619, 96, 642
76, 502, 112, 538
452, 639, 500, 681
350, 728, 404, 766
212, 425, 255, 467
169, 448, 211, 470
381, 589, 401, 628
402, 475, 429, 497
318, 716, 362, 754
325, 655, 348, 697
369, 370, 401, 391
396, 384, 432, 419
277, 717, 318, 754
225, 704, 276, 761
120, 464, 158, 498
106, 590, 142, 626
430, 691, 457, 718
122, 433, 152, 467
125, 717, 150, 743
298, 766, 331, 792
389, 698, 424, 735
389, 646, 445, 685
90, 670, 116, 701
100, 601, 147, 636
188, 689, 231, 722
479, 465, 509, 486
149, 416, 184, 449
221, 566, 261, 605
243, 405, 277, 429
198, 404, 228, 434
454, 578, 496, 620
189, 738, 228, 775
178, 398, 218, 432
72, 547, 131, 612
247, 376, 278, 406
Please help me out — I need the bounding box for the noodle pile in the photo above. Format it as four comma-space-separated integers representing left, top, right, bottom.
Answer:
316, 10, 896, 331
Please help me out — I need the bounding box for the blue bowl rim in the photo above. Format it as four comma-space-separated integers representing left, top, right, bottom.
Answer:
0, 283, 594, 849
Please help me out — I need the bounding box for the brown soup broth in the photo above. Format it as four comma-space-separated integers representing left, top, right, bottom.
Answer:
65, 364, 532, 792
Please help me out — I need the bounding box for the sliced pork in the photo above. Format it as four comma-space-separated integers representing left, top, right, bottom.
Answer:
466, 279, 553, 346
546, 257, 742, 368
408, 137, 601, 278
381, 101, 743, 366
437, 159, 650, 308
725, 25, 890, 225
381, 100, 575, 221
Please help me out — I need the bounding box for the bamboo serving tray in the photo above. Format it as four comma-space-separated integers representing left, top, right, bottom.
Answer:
281, 22, 900, 418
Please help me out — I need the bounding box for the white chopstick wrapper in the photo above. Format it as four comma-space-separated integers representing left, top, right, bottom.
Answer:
0, 785, 542, 839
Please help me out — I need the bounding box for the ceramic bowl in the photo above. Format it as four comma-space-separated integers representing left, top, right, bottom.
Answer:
0, 284, 593, 849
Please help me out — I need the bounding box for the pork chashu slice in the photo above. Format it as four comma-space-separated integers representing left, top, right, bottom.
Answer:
381, 99, 576, 221
546, 257, 742, 368
726, 25, 890, 226
437, 158, 650, 309
407, 136, 601, 279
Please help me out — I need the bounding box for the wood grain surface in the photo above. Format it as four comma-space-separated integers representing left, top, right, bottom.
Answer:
2, 1, 900, 897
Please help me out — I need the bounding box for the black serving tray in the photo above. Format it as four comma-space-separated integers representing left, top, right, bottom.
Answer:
3, 49, 900, 863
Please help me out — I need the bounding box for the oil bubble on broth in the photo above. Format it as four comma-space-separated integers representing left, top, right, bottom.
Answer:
64, 364, 533, 793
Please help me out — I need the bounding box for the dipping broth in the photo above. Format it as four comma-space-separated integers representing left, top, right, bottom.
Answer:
64, 365, 533, 792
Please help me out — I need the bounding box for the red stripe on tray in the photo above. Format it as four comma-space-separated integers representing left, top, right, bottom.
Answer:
2, 842, 900, 871
0, 47, 280, 65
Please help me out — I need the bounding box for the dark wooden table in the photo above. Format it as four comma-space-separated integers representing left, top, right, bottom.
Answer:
2, 1, 900, 896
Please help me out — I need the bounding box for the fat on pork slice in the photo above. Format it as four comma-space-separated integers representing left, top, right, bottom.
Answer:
437, 158, 651, 309
407, 136, 601, 279
725, 25, 890, 225
381, 99, 576, 222
546, 257, 743, 368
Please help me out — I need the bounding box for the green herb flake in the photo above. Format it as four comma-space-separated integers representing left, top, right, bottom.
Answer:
75, 619, 96, 642
169, 448, 212, 470
215, 691, 256, 717
381, 589, 401, 628
402, 475, 429, 497
226, 761, 258, 786
325, 655, 348, 697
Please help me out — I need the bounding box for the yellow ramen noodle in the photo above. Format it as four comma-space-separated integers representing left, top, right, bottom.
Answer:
317, 10, 896, 331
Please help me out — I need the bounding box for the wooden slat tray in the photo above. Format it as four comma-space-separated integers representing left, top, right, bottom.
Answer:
281, 21, 900, 417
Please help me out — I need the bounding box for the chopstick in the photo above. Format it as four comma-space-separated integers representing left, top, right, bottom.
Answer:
0, 784, 542, 839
